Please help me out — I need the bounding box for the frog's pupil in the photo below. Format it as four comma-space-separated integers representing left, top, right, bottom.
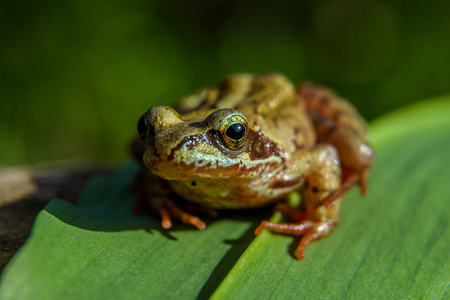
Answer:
226, 123, 245, 140
138, 114, 148, 140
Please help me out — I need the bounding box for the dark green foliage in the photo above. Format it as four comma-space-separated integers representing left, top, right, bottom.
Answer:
1, 0, 450, 165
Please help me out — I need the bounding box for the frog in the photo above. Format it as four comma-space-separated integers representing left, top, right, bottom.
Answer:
132, 73, 374, 260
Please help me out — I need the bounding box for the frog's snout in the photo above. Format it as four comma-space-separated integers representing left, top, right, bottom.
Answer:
148, 106, 183, 128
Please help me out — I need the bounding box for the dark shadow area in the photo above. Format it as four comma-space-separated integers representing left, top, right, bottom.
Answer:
0, 199, 44, 273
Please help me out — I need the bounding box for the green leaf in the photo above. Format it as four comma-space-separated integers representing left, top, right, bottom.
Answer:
0, 166, 269, 299
1, 98, 449, 299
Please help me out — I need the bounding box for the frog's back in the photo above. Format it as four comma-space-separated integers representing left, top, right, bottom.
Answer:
176, 73, 316, 156
177, 73, 293, 111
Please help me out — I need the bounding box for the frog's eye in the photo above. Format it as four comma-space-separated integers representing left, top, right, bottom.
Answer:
138, 113, 150, 140
217, 114, 249, 150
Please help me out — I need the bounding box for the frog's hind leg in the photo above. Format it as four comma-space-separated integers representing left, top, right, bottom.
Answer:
298, 83, 375, 199
256, 85, 374, 260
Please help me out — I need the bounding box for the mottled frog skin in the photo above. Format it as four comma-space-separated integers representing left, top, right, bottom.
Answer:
134, 73, 374, 259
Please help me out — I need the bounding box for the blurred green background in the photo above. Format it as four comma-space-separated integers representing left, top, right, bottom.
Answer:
1, 0, 450, 166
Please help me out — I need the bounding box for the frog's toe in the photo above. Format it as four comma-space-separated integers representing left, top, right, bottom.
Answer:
296, 230, 320, 260
255, 220, 314, 237
323, 167, 371, 208
159, 206, 173, 229
358, 167, 371, 196
254, 220, 268, 235
160, 202, 207, 230
295, 221, 335, 259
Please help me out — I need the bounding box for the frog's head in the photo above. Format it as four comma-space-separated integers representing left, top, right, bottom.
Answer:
138, 105, 284, 180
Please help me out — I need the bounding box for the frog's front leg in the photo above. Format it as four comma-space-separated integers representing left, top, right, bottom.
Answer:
132, 138, 213, 230
255, 145, 342, 260
134, 168, 212, 230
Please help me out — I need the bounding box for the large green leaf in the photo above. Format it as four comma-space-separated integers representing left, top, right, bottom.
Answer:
1, 98, 449, 299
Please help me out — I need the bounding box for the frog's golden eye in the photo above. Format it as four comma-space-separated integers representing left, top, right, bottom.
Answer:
218, 114, 249, 150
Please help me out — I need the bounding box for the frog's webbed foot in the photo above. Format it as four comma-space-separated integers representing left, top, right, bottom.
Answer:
137, 191, 216, 230
133, 169, 215, 230
255, 213, 336, 260
156, 197, 208, 230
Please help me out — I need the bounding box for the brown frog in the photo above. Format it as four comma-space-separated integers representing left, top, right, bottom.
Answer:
133, 73, 374, 259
